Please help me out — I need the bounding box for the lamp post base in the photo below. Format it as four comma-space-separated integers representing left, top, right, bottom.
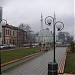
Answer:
48, 62, 58, 75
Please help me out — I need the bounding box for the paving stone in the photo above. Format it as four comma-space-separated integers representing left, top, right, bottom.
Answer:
2, 47, 66, 75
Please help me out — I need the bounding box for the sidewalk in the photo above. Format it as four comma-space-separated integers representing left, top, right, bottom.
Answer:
2, 47, 66, 75
63, 73, 75, 75
58, 73, 75, 75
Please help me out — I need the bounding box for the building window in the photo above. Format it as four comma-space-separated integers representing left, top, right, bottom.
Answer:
10, 31, 11, 35
5, 40, 7, 44
13, 31, 15, 36
10, 39, 11, 44
2, 29, 4, 35
2, 39, 3, 45
13, 40, 15, 44
8, 40, 10, 44
8, 30, 9, 35
6, 29, 7, 35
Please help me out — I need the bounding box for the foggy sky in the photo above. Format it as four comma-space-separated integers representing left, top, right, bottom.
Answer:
0, 0, 75, 36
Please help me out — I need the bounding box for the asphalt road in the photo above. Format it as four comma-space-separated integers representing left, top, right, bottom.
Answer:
2, 47, 67, 75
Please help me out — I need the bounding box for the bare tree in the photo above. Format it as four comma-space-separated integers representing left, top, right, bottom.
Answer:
19, 23, 34, 44
19, 23, 31, 31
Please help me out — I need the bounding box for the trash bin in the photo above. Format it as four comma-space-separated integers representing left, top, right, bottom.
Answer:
48, 62, 58, 75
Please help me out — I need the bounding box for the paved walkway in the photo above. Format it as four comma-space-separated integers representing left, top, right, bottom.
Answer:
2, 47, 66, 75
63, 74, 75, 75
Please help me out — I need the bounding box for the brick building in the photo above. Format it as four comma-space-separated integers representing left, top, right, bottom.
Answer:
2, 24, 27, 46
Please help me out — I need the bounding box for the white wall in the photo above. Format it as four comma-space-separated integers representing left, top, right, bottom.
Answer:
36, 29, 53, 44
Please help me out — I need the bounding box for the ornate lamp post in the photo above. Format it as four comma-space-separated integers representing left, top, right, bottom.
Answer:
45, 13, 64, 75
0, 19, 7, 74
1, 19, 7, 44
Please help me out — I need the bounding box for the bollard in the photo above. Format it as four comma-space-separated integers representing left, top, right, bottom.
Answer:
48, 62, 58, 75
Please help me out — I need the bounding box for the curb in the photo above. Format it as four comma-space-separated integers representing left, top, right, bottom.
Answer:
63, 73, 75, 75
1, 51, 44, 72
1, 51, 41, 67
58, 48, 68, 74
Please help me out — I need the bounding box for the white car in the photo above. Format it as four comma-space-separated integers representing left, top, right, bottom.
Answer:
0, 45, 4, 49
0, 45, 5, 49
7, 44, 15, 48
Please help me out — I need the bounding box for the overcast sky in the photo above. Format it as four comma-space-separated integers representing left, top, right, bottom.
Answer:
0, 0, 75, 37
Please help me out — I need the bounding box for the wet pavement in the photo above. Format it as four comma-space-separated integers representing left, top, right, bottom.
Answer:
2, 47, 66, 75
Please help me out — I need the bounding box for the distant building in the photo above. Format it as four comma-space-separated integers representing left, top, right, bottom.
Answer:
2, 24, 27, 46
58, 32, 70, 42
37, 29, 53, 44
56, 35, 58, 42
0, 6, 2, 45
36, 14, 53, 44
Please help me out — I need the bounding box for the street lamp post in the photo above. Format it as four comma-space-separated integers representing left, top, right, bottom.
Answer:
0, 19, 7, 74
0, 19, 7, 44
45, 13, 64, 75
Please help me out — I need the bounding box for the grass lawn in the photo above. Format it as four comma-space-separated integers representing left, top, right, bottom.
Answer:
1, 47, 40, 64
64, 52, 75, 74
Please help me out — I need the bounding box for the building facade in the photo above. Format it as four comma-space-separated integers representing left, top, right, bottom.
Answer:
0, 6, 2, 45
2, 24, 27, 46
37, 29, 53, 44
17, 28, 27, 46
58, 32, 70, 42
36, 14, 53, 44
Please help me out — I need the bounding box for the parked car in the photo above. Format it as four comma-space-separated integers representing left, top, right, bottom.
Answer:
0, 45, 5, 49
22, 44, 29, 47
34, 43, 39, 46
3, 44, 9, 49
7, 44, 16, 48
0, 44, 16, 49
0, 44, 9, 50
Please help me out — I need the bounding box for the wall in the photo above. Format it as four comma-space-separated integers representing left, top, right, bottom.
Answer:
0, 6, 2, 45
